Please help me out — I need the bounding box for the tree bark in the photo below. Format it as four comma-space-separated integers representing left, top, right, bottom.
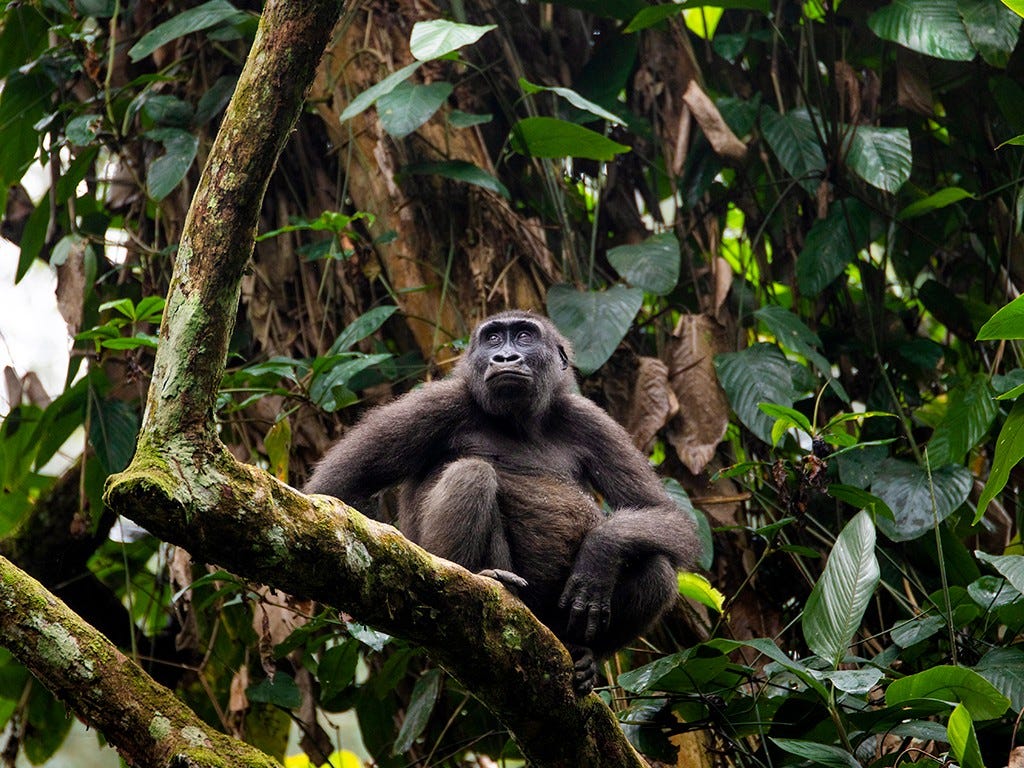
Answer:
0, 0, 647, 765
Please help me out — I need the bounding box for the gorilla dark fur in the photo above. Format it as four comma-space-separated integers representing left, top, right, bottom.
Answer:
305, 310, 699, 693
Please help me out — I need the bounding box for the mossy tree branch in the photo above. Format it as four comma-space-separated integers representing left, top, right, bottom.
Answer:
7, 0, 646, 764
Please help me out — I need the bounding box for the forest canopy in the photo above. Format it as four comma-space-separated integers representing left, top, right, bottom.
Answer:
3, 0, 1024, 766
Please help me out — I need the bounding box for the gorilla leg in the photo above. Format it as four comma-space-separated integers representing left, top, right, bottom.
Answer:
415, 458, 515, 576
564, 554, 677, 693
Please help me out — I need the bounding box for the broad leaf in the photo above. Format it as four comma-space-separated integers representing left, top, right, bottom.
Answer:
802, 511, 879, 668
393, 669, 442, 755
377, 81, 453, 139
868, 0, 976, 60
129, 0, 242, 62
329, 306, 398, 354
959, 0, 1021, 68
546, 284, 643, 375
754, 305, 833, 382
509, 117, 631, 161
975, 551, 1024, 596
677, 572, 725, 612
89, 397, 140, 474
401, 160, 510, 200
145, 128, 199, 201
978, 295, 1024, 339
926, 375, 997, 467
606, 232, 680, 295
714, 344, 799, 444
771, 739, 860, 768
409, 20, 496, 61
760, 107, 825, 193
797, 198, 872, 295
827, 484, 895, 521
976, 647, 1024, 711
519, 78, 625, 125
975, 398, 1024, 521
897, 187, 974, 220
339, 61, 422, 123
948, 703, 985, 768
886, 665, 1009, 720
870, 459, 971, 541
843, 125, 912, 194
247, 671, 302, 708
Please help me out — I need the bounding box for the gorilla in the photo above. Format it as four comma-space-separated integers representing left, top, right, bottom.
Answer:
305, 310, 699, 693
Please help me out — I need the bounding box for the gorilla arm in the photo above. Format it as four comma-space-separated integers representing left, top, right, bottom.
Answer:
303, 378, 470, 514
558, 395, 699, 643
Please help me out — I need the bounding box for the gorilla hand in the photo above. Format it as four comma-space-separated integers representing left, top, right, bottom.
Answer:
559, 562, 615, 643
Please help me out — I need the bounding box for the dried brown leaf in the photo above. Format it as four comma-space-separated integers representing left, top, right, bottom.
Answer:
834, 61, 861, 124
55, 241, 88, 336
665, 314, 731, 475
682, 79, 747, 163
1009, 746, 1024, 768
624, 357, 679, 453
229, 665, 250, 714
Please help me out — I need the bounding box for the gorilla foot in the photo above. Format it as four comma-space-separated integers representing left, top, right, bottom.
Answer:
478, 568, 529, 594
567, 645, 598, 695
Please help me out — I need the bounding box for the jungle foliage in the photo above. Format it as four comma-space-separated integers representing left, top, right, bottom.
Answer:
4, 0, 1024, 766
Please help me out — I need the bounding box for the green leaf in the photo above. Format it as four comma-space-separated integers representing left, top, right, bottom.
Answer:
714, 344, 799, 444
128, 0, 243, 62
870, 459, 971, 542
518, 77, 625, 125
975, 398, 1024, 522
797, 199, 872, 295
977, 647, 1024, 712
317, 641, 359, 701
760, 107, 825, 193
145, 128, 199, 201
825, 668, 884, 694
886, 665, 1009, 720
947, 704, 985, 768
338, 61, 422, 123
509, 117, 631, 161
771, 738, 860, 768
546, 284, 643, 375
265, 417, 291, 481
897, 187, 975, 220
66, 114, 103, 145
23, 688, 73, 764
677, 572, 725, 612
868, 0, 976, 60
0, 71, 50, 187
408, 19, 496, 61
827, 484, 895, 521
1003, 0, 1024, 17
926, 375, 997, 467
975, 551, 1024, 596
401, 160, 510, 199
978, 295, 1024, 339
753, 305, 835, 384
247, 671, 302, 709
310, 354, 393, 411
802, 511, 879, 668
89, 397, 140, 474
758, 402, 813, 445
625, 4, 685, 32
393, 668, 442, 755
843, 125, 912, 194
959, 0, 1021, 67
606, 232, 680, 295
448, 110, 493, 128
377, 80, 453, 139
329, 305, 398, 354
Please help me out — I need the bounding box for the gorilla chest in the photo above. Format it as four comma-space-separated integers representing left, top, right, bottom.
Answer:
450, 429, 579, 479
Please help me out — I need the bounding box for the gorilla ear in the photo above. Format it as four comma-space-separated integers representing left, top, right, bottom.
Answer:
557, 344, 569, 370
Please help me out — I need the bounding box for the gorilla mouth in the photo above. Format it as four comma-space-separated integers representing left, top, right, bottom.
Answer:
486, 368, 532, 385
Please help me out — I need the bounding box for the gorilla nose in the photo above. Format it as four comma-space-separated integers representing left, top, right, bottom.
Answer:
492, 350, 522, 363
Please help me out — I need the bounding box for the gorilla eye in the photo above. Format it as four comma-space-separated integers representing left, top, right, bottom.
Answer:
516, 330, 534, 343
485, 332, 502, 345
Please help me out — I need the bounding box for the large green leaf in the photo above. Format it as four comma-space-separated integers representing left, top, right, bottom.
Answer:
802, 511, 879, 668
23, 689, 73, 764
546, 284, 643, 375
0, 71, 50, 187
393, 669, 442, 755
338, 61, 422, 123
948, 703, 985, 768
978, 295, 1024, 339
401, 161, 510, 200
976, 647, 1024, 711
377, 81, 453, 139
754, 305, 831, 379
796, 198, 872, 295
897, 187, 975, 220
128, 0, 243, 62
886, 665, 1009, 720
409, 19, 496, 61
606, 233, 680, 295
771, 739, 860, 768
329, 305, 398, 353
714, 344, 799, 444
975, 551, 1024, 596
760, 107, 825, 193
1003, 0, 1024, 18
959, 0, 1021, 67
843, 126, 912, 194
870, 459, 971, 541
247, 671, 302, 708
145, 128, 199, 201
519, 78, 625, 125
509, 117, 631, 161
89, 397, 140, 474
974, 398, 1024, 522
868, 0, 976, 60
926, 375, 997, 467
